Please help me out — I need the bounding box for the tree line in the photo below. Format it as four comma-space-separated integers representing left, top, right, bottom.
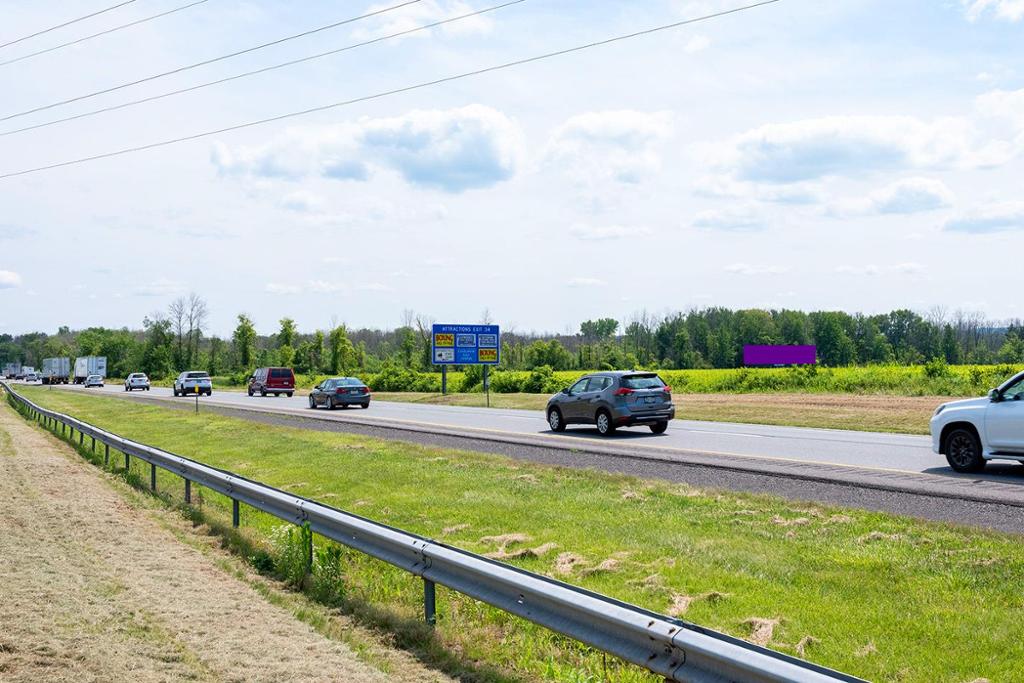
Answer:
3, 298, 1023, 379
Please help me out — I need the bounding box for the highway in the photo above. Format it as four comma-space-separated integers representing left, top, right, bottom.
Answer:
29, 382, 1024, 533
55, 381, 942, 471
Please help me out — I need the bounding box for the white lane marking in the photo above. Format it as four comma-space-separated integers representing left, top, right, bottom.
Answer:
679, 428, 766, 438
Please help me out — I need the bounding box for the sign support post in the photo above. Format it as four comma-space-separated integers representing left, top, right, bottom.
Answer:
484, 365, 490, 408
442, 366, 447, 395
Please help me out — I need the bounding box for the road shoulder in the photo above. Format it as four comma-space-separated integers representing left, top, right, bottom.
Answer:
0, 403, 450, 683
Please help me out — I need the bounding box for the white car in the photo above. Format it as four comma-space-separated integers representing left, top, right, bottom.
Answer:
23, 372, 38, 383
173, 371, 212, 396
931, 371, 1024, 472
84, 374, 104, 388
125, 373, 151, 391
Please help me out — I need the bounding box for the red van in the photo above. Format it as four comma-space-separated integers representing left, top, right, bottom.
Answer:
248, 367, 295, 397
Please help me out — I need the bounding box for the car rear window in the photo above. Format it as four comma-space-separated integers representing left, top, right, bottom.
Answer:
186, 372, 209, 379
621, 374, 665, 390
340, 378, 363, 386
270, 368, 293, 379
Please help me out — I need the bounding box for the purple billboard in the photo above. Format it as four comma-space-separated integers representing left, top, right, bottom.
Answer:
743, 345, 817, 366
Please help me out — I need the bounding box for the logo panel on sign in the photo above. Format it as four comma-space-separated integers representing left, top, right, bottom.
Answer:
478, 348, 498, 363
456, 334, 477, 347
434, 333, 455, 347
478, 334, 498, 348
434, 349, 455, 363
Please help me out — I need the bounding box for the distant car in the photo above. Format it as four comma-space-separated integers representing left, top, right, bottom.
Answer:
125, 373, 150, 391
248, 367, 295, 397
931, 370, 1024, 472
546, 371, 675, 436
84, 374, 104, 388
173, 371, 212, 396
308, 377, 371, 410
23, 372, 39, 383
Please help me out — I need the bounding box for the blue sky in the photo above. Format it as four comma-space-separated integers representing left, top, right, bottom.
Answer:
1, 0, 1022, 335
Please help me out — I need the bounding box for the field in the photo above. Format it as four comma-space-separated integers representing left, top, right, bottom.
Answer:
181, 363, 1023, 398
14, 385, 1024, 683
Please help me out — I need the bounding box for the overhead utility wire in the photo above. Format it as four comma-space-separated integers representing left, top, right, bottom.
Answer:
0, 0, 423, 123
0, 0, 527, 138
0, 0, 213, 69
0, 0, 140, 51
0, 0, 782, 181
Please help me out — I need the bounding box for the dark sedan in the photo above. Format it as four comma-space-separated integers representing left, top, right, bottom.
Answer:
308, 377, 371, 410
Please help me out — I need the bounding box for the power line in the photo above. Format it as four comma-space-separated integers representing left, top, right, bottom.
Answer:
0, 1, 782, 181
0, 0, 213, 69
0, 0, 140, 51
0, 0, 424, 123
0, 0, 527, 138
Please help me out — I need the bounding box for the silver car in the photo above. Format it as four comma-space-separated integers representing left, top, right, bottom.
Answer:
125, 372, 151, 391
84, 374, 104, 388
546, 371, 675, 436
173, 371, 212, 396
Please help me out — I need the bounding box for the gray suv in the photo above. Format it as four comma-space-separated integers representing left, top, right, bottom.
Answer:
546, 371, 675, 436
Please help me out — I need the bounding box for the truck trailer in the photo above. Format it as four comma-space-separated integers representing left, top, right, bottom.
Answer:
74, 356, 107, 384
42, 357, 71, 385
3, 363, 20, 379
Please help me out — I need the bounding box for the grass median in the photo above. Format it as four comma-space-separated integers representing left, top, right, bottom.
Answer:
17, 385, 1024, 682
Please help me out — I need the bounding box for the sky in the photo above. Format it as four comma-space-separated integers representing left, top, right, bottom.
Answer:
1, 0, 1023, 336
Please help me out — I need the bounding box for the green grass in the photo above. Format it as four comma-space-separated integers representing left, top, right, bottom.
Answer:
16, 385, 1024, 682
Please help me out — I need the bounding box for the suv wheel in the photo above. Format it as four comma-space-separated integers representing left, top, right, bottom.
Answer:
595, 410, 616, 436
247, 387, 254, 397
327, 397, 335, 410
945, 428, 985, 473
308, 396, 316, 409
650, 421, 668, 434
173, 387, 179, 397
260, 389, 267, 397
547, 408, 565, 432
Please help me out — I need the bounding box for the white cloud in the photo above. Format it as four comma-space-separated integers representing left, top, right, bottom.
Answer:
131, 278, 185, 297
214, 105, 523, 193
568, 224, 653, 241
963, 0, 1024, 21
710, 114, 1010, 183
0, 270, 22, 288
265, 283, 304, 295
265, 280, 392, 296
724, 263, 788, 276
944, 201, 1024, 233
830, 177, 955, 216
566, 277, 607, 287
547, 111, 673, 185
693, 207, 764, 231
352, 0, 497, 40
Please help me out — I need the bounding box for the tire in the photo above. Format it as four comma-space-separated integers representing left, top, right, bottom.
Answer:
124, 386, 129, 392
286, 392, 293, 398
595, 410, 616, 436
361, 403, 370, 409
327, 397, 336, 410
945, 428, 985, 473
547, 408, 566, 432
308, 396, 316, 409
145, 387, 150, 391
650, 421, 669, 434
260, 389, 267, 397
247, 388, 254, 397
173, 387, 179, 397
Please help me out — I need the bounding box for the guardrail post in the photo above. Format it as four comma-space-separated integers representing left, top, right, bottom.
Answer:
78, 431, 83, 446
150, 463, 157, 491
304, 525, 313, 576
424, 579, 437, 626
104, 444, 109, 467
91, 436, 96, 452
184, 478, 191, 504
61, 423, 66, 436
125, 451, 130, 471
232, 499, 240, 528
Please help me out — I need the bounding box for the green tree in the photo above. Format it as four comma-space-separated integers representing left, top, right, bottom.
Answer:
811, 313, 857, 366
232, 314, 257, 370
329, 325, 356, 374
278, 318, 297, 348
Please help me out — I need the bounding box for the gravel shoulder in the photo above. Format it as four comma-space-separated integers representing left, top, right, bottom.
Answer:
0, 403, 449, 683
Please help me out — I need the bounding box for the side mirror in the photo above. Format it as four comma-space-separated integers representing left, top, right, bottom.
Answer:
989, 389, 1001, 402
561, 387, 570, 395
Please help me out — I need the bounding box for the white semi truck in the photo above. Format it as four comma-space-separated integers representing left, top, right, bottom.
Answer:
74, 356, 107, 384
3, 363, 20, 379
42, 357, 71, 384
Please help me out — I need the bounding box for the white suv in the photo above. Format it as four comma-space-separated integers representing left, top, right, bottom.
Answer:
931, 371, 1024, 472
125, 373, 150, 391
173, 371, 212, 396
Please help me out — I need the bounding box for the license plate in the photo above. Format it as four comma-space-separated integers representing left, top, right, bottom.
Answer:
350, 389, 361, 394
644, 396, 658, 404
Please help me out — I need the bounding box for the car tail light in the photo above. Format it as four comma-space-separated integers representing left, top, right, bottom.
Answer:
360, 387, 368, 394
663, 385, 672, 393
614, 388, 634, 396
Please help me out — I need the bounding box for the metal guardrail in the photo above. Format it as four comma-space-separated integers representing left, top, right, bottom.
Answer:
4, 382, 864, 683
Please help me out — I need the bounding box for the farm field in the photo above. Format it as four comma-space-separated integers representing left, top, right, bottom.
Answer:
14, 385, 1024, 683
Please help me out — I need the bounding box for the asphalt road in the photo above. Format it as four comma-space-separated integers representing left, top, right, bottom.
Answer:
60, 381, 942, 470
